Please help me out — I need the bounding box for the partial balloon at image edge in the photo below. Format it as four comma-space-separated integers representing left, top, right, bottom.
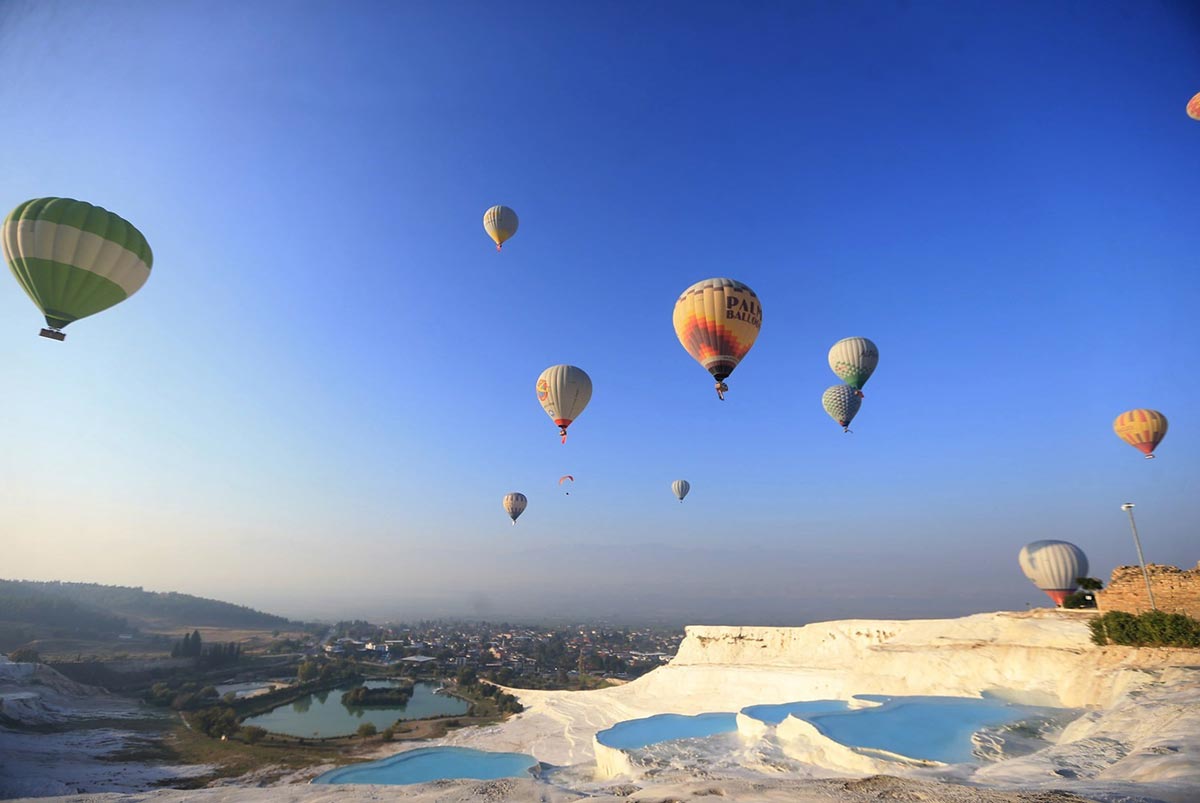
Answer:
2, 197, 152, 341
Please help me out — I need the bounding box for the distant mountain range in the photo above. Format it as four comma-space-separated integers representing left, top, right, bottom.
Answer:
0, 579, 295, 638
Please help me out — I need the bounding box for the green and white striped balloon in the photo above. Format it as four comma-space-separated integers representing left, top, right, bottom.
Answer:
3, 197, 152, 336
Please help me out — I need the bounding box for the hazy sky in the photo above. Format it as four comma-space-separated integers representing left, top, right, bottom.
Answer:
1, 1, 1197, 625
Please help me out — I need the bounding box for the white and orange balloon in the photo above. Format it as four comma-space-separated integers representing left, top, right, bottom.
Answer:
536, 365, 592, 443
1018, 540, 1088, 606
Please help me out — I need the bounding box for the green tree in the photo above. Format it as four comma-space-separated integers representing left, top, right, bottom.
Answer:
297, 660, 320, 682
356, 722, 377, 738
190, 629, 203, 657
191, 706, 239, 738
1062, 591, 1096, 609
240, 725, 268, 744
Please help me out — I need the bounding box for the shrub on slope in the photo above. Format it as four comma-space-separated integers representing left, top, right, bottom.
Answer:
1089, 610, 1200, 647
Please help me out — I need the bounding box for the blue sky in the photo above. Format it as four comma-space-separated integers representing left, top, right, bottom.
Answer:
1, 1, 1197, 623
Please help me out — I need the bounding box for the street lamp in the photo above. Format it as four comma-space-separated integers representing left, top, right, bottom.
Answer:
1121, 503, 1157, 611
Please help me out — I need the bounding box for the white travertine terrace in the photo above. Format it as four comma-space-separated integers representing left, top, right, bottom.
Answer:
5, 610, 1199, 802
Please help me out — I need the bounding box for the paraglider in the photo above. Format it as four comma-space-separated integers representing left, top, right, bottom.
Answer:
559, 475, 574, 494
1188, 92, 1200, 121
502, 492, 527, 525
483, 205, 519, 251
828, 337, 878, 396
1113, 409, 1168, 459
536, 364, 592, 443
3, 197, 153, 341
822, 384, 861, 432
673, 278, 762, 400
672, 479, 690, 502
1018, 540, 1088, 606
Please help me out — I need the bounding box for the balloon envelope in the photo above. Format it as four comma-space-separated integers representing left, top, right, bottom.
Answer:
672, 479, 690, 502
828, 337, 879, 392
822, 384, 862, 430
672, 278, 762, 398
1018, 540, 1087, 606
1188, 92, 1200, 121
502, 492, 527, 525
3, 197, 153, 334
536, 365, 593, 442
483, 205, 519, 249
1113, 409, 1167, 458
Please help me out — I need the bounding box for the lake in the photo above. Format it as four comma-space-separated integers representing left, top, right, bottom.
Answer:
595, 712, 738, 750
240, 680, 469, 738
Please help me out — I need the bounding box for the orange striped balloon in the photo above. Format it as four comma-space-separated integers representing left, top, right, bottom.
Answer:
1113, 409, 1168, 459
672, 278, 762, 399
1188, 92, 1200, 121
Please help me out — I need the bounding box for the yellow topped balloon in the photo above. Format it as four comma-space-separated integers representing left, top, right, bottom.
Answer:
1113, 409, 1167, 459
672, 278, 762, 399
483, 205, 518, 251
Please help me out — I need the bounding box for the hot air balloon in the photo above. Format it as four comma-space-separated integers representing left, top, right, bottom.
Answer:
483, 205, 518, 251
3, 198, 153, 340
559, 475, 574, 494
1018, 540, 1088, 606
1188, 92, 1200, 121
672, 479, 690, 502
828, 337, 878, 396
502, 492, 527, 525
1114, 409, 1168, 459
822, 385, 861, 432
536, 365, 592, 443
673, 278, 762, 400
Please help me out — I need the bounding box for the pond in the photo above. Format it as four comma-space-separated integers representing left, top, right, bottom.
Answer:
595, 712, 737, 750
312, 746, 538, 785
241, 680, 469, 738
739, 700, 850, 725
804, 695, 1060, 764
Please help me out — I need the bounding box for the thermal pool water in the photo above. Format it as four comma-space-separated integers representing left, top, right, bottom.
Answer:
313, 746, 538, 785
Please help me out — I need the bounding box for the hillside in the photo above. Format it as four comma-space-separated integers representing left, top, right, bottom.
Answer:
0, 579, 294, 640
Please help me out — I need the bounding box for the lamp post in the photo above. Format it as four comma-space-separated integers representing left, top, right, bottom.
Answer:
1120, 503, 1157, 611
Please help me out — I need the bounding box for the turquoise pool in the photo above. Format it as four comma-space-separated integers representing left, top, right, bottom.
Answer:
739, 700, 849, 724
313, 746, 538, 785
805, 695, 1054, 764
595, 712, 737, 750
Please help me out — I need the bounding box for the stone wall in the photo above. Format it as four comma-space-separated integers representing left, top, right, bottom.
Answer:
1096, 562, 1200, 617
